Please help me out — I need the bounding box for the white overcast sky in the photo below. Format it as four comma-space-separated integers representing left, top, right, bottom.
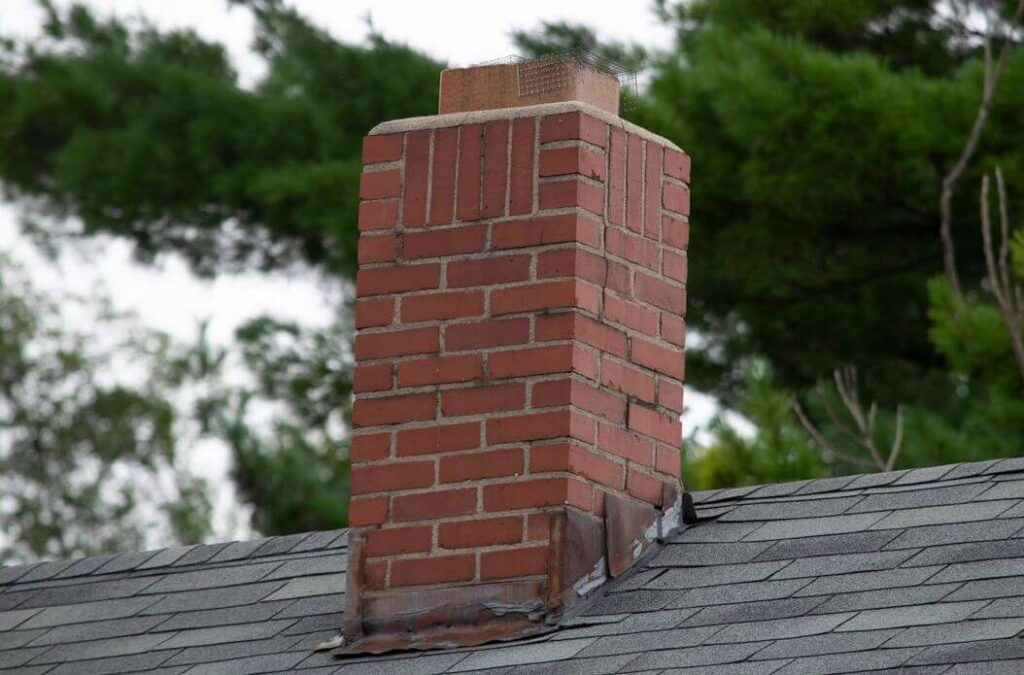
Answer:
1, 1, 733, 543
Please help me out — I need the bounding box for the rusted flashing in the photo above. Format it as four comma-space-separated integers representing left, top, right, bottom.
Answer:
604, 493, 658, 578
334, 615, 553, 655
342, 531, 366, 640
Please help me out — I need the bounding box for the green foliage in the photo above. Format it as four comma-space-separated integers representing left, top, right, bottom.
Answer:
0, 254, 212, 563
684, 364, 826, 490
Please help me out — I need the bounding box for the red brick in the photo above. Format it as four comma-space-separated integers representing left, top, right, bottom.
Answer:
440, 447, 524, 483
527, 512, 550, 540
354, 363, 392, 393
661, 314, 686, 347
628, 403, 681, 445
457, 123, 483, 221
598, 422, 653, 464
606, 226, 659, 271
663, 214, 690, 250
365, 560, 386, 590
483, 477, 568, 511
632, 337, 684, 379
482, 120, 509, 218
491, 280, 575, 316
365, 526, 432, 557
404, 224, 486, 259
601, 357, 656, 402
446, 317, 530, 350
571, 380, 626, 424
349, 496, 388, 526
664, 249, 687, 283
351, 432, 391, 463
664, 148, 691, 182
539, 112, 607, 147
607, 260, 632, 295
532, 379, 571, 408
658, 379, 685, 413
355, 298, 394, 329
644, 142, 663, 239
509, 117, 536, 215
355, 327, 439, 360
352, 393, 436, 427
357, 264, 439, 297
537, 248, 607, 285
447, 255, 530, 288
663, 182, 690, 216
442, 383, 526, 417
573, 346, 600, 382
577, 214, 603, 249
604, 291, 658, 335
390, 554, 474, 587
358, 199, 399, 231
358, 234, 397, 264
538, 179, 603, 215
627, 468, 664, 505
487, 410, 571, 445
489, 344, 573, 379
635, 272, 686, 314
350, 460, 434, 495
396, 422, 481, 457
531, 442, 624, 490
401, 290, 485, 322
626, 134, 644, 233
481, 546, 548, 580
607, 128, 626, 226
362, 134, 403, 164
536, 312, 574, 342
576, 314, 628, 358
493, 213, 579, 249
397, 354, 483, 388
360, 169, 401, 200
539, 146, 605, 181
656, 442, 682, 476
428, 126, 457, 225
439, 516, 523, 549
393, 488, 476, 522
403, 130, 430, 227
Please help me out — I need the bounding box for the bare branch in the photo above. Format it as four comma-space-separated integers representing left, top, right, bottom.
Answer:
981, 168, 1024, 387
793, 399, 876, 470
885, 405, 905, 472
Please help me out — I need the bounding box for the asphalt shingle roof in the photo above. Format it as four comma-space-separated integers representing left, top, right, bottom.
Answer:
1, 458, 1023, 673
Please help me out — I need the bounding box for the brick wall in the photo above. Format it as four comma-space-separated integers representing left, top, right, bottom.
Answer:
348, 104, 689, 640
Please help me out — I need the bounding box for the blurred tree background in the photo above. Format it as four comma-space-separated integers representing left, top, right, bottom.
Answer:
1, 0, 1022, 560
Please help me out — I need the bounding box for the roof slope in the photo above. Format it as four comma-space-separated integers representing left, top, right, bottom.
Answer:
2, 457, 1024, 674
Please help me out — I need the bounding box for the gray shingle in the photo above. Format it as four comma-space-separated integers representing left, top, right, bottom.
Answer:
846, 470, 909, 490
576, 625, 719, 657
0, 627, 48, 650
976, 480, 1024, 501
0, 589, 36, 611
45, 650, 178, 675
928, 557, 1024, 584
794, 565, 944, 596
291, 530, 346, 554
0, 644, 49, 670
18, 576, 159, 609
986, 457, 1024, 475
330, 653, 467, 675
504, 654, 640, 675
755, 530, 901, 562
809, 583, 960, 614
869, 501, 1017, 530
848, 483, 990, 513
264, 554, 347, 580
944, 660, 1024, 674
20, 595, 161, 629
554, 608, 696, 639
667, 578, 813, 609
584, 589, 676, 615
208, 540, 269, 564
718, 496, 863, 522
250, 533, 311, 559
893, 465, 956, 485
944, 576, 1024, 602
744, 480, 812, 499
646, 560, 791, 589
743, 512, 888, 541
161, 635, 301, 667
449, 638, 596, 671
942, 460, 1002, 481
15, 560, 77, 583
793, 475, 859, 495
262, 573, 347, 601
141, 581, 287, 614
0, 563, 39, 586
273, 594, 338, 619
0, 606, 40, 631
648, 542, 772, 567
149, 600, 295, 631
154, 618, 297, 649
883, 518, 1024, 549
32, 632, 174, 664
620, 641, 769, 671
27, 614, 168, 647
909, 637, 1024, 665
837, 600, 988, 631
173, 543, 229, 567
177, 651, 306, 675
680, 596, 825, 628
647, 660, 792, 675
969, 597, 1024, 620
53, 555, 116, 579
705, 612, 853, 644
751, 627, 900, 660
770, 549, 916, 579
93, 550, 160, 575
902, 538, 1024, 566
675, 521, 763, 543
143, 562, 281, 594
772, 647, 922, 674
138, 546, 194, 570
885, 618, 1024, 647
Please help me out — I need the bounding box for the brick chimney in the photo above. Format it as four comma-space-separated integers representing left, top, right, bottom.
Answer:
344, 57, 690, 653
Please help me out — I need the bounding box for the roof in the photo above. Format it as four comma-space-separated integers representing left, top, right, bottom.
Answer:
1, 457, 1023, 674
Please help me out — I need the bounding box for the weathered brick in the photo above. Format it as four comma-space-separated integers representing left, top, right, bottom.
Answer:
403, 130, 430, 227
365, 560, 386, 590
663, 181, 690, 216
626, 134, 644, 233
656, 443, 682, 477
664, 249, 687, 283
644, 142, 663, 239
393, 488, 477, 522
442, 383, 526, 417
487, 410, 571, 445
527, 512, 551, 541
352, 393, 437, 427
531, 443, 624, 491
607, 226, 660, 271
358, 199, 399, 232
390, 554, 474, 587
355, 298, 394, 329
608, 128, 626, 226
440, 447, 524, 483
601, 356, 657, 402
635, 272, 686, 314
539, 146, 605, 181
397, 354, 483, 387
661, 314, 686, 347
447, 255, 531, 288
509, 117, 536, 215
362, 134, 403, 164
360, 169, 401, 200
355, 327, 439, 360
447, 317, 530, 350
404, 224, 486, 259
598, 422, 653, 464
481, 546, 548, 580
483, 477, 568, 512
604, 291, 659, 336
357, 264, 440, 297
571, 379, 627, 424
627, 468, 664, 505
428, 126, 458, 225
350, 460, 434, 495
358, 233, 397, 264
658, 379, 685, 413
538, 178, 603, 215
631, 337, 684, 379
576, 314, 628, 358
532, 379, 572, 408
365, 526, 432, 557
535, 312, 575, 342
457, 123, 483, 221
628, 403, 681, 446
492, 213, 578, 249
482, 120, 509, 218
439, 516, 523, 549
351, 432, 391, 463
489, 344, 573, 379
354, 363, 392, 393
663, 214, 690, 250
539, 112, 607, 147
491, 280, 575, 316
664, 148, 691, 182
349, 497, 388, 526
396, 422, 481, 457
537, 248, 607, 285
401, 290, 485, 322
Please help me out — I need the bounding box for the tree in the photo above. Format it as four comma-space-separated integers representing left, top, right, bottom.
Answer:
0, 254, 212, 563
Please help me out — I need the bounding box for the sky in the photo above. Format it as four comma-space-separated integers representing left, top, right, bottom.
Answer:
1, 1, 728, 545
